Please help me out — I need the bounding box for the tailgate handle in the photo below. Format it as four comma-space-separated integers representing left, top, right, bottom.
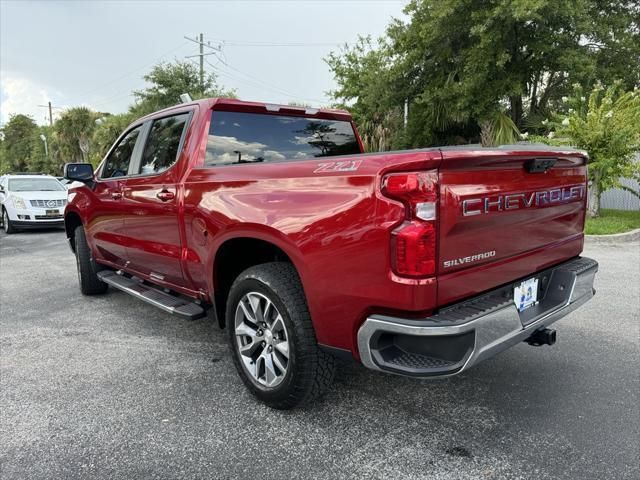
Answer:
525, 158, 557, 173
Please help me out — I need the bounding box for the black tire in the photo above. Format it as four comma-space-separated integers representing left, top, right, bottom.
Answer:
226, 262, 335, 409
74, 225, 108, 295
2, 208, 16, 234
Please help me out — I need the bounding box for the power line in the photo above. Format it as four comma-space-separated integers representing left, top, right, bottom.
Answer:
223, 41, 341, 47
185, 33, 330, 104
215, 57, 329, 103
203, 57, 329, 105
77, 42, 192, 109
37, 102, 64, 126
184, 34, 223, 88
91, 92, 136, 109
185, 33, 327, 104
71, 41, 190, 102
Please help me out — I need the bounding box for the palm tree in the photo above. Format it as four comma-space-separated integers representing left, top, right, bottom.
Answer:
54, 107, 100, 163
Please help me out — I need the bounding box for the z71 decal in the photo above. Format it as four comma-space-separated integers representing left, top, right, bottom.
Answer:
313, 160, 362, 174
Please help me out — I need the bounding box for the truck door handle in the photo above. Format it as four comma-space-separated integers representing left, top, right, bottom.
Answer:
156, 190, 175, 202
111, 191, 122, 200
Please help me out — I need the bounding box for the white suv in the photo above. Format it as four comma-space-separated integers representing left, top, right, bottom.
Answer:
0, 174, 68, 234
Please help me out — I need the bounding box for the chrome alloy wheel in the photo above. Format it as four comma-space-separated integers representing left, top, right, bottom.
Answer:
234, 291, 290, 388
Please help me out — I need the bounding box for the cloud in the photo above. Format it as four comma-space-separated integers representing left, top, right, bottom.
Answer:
0, 75, 52, 125
207, 135, 267, 155
206, 135, 267, 164
263, 150, 286, 161
205, 135, 288, 164
293, 135, 317, 145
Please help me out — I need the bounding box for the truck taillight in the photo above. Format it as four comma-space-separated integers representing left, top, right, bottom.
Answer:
382, 171, 438, 277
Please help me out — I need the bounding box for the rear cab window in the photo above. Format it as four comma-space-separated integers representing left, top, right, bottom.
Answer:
205, 111, 361, 167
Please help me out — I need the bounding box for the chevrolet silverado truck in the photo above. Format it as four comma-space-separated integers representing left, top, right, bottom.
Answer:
63, 98, 598, 409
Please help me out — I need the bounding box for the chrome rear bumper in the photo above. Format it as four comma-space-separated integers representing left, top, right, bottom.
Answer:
357, 256, 598, 377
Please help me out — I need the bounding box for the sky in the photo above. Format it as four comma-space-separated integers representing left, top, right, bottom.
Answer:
0, 0, 407, 126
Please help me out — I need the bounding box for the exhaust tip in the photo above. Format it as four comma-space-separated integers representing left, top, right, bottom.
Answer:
525, 328, 557, 347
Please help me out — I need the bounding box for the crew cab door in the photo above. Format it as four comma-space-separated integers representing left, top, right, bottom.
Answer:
90, 125, 144, 266
119, 111, 192, 288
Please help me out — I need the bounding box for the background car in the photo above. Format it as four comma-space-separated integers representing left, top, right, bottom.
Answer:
56, 177, 73, 189
0, 173, 67, 234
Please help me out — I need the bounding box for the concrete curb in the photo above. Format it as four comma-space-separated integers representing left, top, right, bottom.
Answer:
585, 228, 640, 244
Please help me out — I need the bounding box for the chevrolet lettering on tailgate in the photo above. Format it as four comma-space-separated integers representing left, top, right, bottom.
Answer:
462, 185, 585, 216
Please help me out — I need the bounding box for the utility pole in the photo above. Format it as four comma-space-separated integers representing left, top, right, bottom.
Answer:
184, 34, 223, 91
38, 101, 60, 126
199, 33, 204, 88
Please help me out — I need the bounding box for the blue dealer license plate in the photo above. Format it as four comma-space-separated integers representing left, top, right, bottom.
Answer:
514, 277, 539, 312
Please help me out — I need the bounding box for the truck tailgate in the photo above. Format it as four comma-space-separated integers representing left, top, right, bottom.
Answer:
437, 147, 588, 306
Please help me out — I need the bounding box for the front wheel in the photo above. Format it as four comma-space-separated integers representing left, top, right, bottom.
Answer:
2, 208, 16, 234
226, 262, 335, 409
74, 225, 108, 295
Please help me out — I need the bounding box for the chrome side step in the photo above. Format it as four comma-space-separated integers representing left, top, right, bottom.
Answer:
97, 271, 205, 320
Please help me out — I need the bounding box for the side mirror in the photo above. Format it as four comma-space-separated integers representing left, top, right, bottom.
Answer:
64, 163, 94, 185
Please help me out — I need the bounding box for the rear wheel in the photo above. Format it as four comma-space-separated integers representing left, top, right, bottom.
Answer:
74, 225, 108, 295
2, 208, 16, 234
226, 262, 335, 409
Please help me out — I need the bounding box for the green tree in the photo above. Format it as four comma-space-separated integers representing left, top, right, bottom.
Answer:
0, 114, 39, 172
28, 125, 54, 174
53, 107, 101, 168
326, 0, 639, 149
540, 83, 640, 217
90, 112, 136, 166
326, 37, 404, 144
357, 110, 403, 152
131, 60, 235, 117
0, 133, 7, 175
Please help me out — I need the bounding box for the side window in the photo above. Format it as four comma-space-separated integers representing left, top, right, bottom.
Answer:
101, 126, 142, 179
138, 113, 189, 175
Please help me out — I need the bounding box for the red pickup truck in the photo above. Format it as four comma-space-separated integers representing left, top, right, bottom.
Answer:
64, 98, 598, 408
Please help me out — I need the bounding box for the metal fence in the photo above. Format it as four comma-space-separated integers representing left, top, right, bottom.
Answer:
600, 154, 640, 211
601, 178, 640, 211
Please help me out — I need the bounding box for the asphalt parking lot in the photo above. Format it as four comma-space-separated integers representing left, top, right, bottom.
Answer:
1, 229, 638, 480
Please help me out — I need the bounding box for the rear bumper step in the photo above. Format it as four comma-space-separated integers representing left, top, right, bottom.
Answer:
357, 256, 598, 377
97, 271, 205, 320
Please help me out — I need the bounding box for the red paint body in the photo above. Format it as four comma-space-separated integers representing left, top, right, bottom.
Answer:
65, 99, 588, 357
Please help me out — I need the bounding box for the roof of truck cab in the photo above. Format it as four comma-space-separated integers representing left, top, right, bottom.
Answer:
137, 98, 353, 122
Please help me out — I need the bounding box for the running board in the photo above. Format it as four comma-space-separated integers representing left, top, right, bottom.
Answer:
97, 271, 205, 320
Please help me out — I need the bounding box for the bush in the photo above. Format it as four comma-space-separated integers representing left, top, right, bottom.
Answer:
541, 83, 640, 217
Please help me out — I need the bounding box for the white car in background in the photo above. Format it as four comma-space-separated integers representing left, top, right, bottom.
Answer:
56, 176, 73, 189
0, 174, 67, 234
